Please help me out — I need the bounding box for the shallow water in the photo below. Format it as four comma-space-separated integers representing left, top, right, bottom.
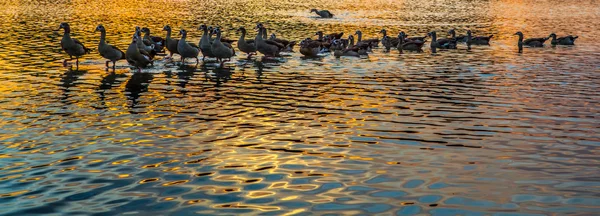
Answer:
1, 0, 599, 215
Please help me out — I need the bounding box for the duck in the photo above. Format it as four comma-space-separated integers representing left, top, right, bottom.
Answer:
464, 30, 493, 46
354, 30, 380, 48
549, 33, 577, 46
333, 38, 368, 57
255, 24, 284, 57
56, 22, 90, 68
428, 31, 457, 51
211, 28, 235, 66
207, 26, 235, 44
198, 24, 215, 61
141, 27, 165, 53
514, 31, 548, 53
310, 9, 334, 18
397, 32, 426, 53
299, 38, 322, 57
448, 29, 467, 42
162, 25, 179, 59
125, 32, 152, 72
95, 24, 125, 71
269, 33, 296, 52
236, 27, 257, 58
315, 31, 344, 40
177, 29, 200, 65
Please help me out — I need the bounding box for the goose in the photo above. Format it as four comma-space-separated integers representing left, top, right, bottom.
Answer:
141, 27, 165, 53
237, 27, 257, 58
379, 29, 400, 49
162, 25, 179, 59
354, 30, 379, 48
198, 24, 215, 61
397, 32, 425, 53
56, 22, 90, 68
255, 24, 284, 57
95, 24, 125, 71
211, 28, 236, 66
310, 9, 334, 18
177, 29, 200, 65
515, 31, 548, 53
549, 33, 577, 46
269, 33, 296, 52
299, 38, 322, 57
428, 31, 457, 51
464, 30, 493, 46
125, 32, 152, 72
134, 27, 155, 57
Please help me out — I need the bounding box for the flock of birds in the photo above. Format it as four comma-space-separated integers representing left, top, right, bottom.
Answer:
56, 9, 579, 72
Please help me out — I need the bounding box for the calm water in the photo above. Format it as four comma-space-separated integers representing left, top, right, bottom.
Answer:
1, 0, 599, 215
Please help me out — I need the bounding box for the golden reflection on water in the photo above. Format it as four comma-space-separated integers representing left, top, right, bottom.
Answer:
0, 0, 599, 215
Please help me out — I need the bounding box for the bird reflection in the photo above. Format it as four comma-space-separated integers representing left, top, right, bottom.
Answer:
176, 64, 196, 94
96, 72, 124, 108
125, 72, 154, 108
60, 68, 87, 103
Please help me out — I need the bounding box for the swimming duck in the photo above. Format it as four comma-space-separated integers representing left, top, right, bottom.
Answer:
177, 29, 200, 65
125, 32, 152, 72
549, 33, 577, 45
141, 27, 165, 53
354, 30, 379, 49
464, 30, 493, 46
428, 31, 457, 51
211, 28, 236, 66
299, 38, 322, 57
515, 31, 548, 53
397, 32, 425, 53
57, 22, 90, 68
162, 25, 180, 59
255, 24, 284, 57
310, 9, 334, 18
198, 24, 215, 61
95, 24, 125, 71
237, 27, 257, 58
400, 31, 427, 42
269, 33, 296, 52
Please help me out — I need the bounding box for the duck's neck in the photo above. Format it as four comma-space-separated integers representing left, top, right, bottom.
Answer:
239, 30, 246, 42
431, 33, 437, 42
181, 33, 187, 42
317, 32, 323, 41
518, 35, 523, 42
215, 32, 222, 42
262, 28, 268, 39
166, 29, 172, 39
99, 30, 106, 45
62, 27, 71, 38
451, 31, 456, 39
143, 31, 150, 40
356, 32, 362, 42
349, 37, 354, 46
382, 30, 387, 37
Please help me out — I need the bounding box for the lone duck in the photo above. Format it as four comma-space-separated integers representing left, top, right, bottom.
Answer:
95, 24, 125, 71
141, 27, 165, 53
57, 22, 90, 68
549, 33, 578, 45
255, 24, 284, 57
237, 27, 257, 58
125, 32, 152, 72
397, 32, 425, 53
162, 25, 180, 59
177, 29, 200, 65
515, 31, 548, 53
211, 28, 235, 66
428, 31, 457, 52
198, 24, 215, 61
310, 9, 334, 18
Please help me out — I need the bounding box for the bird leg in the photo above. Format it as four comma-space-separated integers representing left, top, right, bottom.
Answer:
195, 57, 199, 65
105, 60, 110, 69
112, 61, 116, 71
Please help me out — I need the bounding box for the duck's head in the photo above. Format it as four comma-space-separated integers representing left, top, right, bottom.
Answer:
211, 27, 220, 35
237, 27, 246, 33
315, 31, 323, 36
179, 29, 187, 36
163, 25, 171, 31
310, 9, 318, 13
354, 30, 361, 35
56, 22, 69, 31
398, 31, 406, 39
448, 29, 455, 35
466, 30, 472, 35
255, 23, 264, 30
198, 24, 208, 31
141, 27, 150, 34
514, 31, 523, 37
95, 24, 105, 32
270, 33, 276, 40
379, 29, 386, 34
428, 31, 436, 37
549, 33, 557, 38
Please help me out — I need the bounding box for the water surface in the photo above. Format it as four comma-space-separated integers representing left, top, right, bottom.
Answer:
0, 0, 599, 215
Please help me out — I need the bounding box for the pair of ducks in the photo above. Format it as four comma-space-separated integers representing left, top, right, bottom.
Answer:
515, 32, 578, 53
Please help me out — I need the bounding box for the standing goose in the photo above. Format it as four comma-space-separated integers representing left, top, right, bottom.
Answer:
198, 24, 215, 61
125, 32, 152, 72
549, 33, 578, 45
428, 31, 457, 52
515, 31, 548, 53
95, 24, 125, 71
57, 22, 90, 68
255, 25, 284, 57
141, 27, 165, 53
397, 32, 425, 53
162, 25, 180, 59
211, 28, 235, 66
237, 27, 257, 58
177, 29, 200, 65
310, 9, 334, 18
